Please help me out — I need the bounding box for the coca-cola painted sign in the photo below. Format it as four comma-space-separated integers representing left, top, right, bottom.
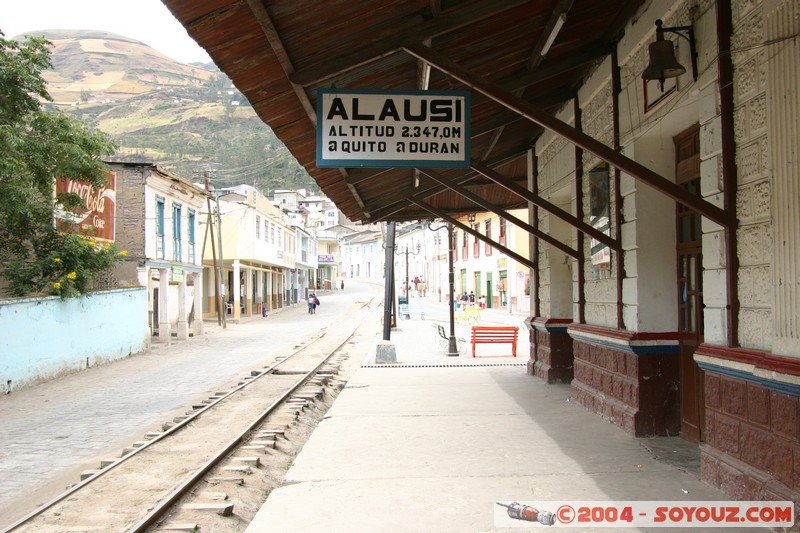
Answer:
55, 172, 116, 242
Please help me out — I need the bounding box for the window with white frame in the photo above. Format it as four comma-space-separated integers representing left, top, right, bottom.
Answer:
173, 202, 182, 262
589, 163, 612, 280
485, 219, 492, 256
188, 208, 196, 263
156, 196, 165, 259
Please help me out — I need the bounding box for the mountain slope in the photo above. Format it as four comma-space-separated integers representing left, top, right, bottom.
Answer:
26, 30, 315, 191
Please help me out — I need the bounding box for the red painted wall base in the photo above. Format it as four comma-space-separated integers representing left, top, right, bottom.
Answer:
569, 326, 680, 437
527, 318, 573, 383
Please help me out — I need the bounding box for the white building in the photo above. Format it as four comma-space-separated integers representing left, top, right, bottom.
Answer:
290, 224, 318, 303
202, 184, 297, 321
108, 162, 207, 343
339, 229, 383, 282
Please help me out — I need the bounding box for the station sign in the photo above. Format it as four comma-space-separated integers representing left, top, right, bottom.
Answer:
317, 88, 470, 168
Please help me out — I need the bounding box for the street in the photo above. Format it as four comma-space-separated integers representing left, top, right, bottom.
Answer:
0, 280, 383, 529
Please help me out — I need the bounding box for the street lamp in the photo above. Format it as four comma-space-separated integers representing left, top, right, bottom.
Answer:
397, 241, 421, 303
428, 220, 459, 356
433, 233, 441, 299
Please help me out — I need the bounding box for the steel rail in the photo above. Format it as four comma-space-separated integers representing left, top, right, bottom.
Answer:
1, 330, 328, 533
128, 324, 360, 532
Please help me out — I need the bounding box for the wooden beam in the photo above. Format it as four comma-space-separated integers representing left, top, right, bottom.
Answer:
507, 40, 613, 94
244, 0, 315, 123
470, 161, 619, 250
367, 146, 530, 221
403, 43, 733, 228
419, 168, 578, 258
603, 0, 647, 44
243, 0, 369, 216
527, 0, 574, 71
289, 0, 530, 86
411, 199, 536, 270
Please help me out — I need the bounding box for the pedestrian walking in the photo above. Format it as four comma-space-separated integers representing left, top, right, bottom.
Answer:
308, 293, 316, 314
341, 280, 345, 290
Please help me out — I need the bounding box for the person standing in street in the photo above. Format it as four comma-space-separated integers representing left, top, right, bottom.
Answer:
341, 279, 344, 291
308, 293, 316, 314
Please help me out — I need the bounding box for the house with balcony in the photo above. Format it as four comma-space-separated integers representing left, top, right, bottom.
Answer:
339, 228, 383, 282
108, 161, 208, 343
452, 211, 530, 312
313, 224, 358, 290
202, 184, 296, 321
290, 224, 318, 304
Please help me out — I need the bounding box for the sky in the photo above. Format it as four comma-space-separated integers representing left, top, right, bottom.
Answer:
1, 0, 212, 64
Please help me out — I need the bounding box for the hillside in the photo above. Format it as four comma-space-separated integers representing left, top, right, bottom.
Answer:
25, 30, 316, 192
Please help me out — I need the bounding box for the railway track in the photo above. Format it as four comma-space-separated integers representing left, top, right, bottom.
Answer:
4, 300, 378, 533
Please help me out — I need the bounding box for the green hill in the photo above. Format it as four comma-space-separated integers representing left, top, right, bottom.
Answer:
25, 30, 316, 192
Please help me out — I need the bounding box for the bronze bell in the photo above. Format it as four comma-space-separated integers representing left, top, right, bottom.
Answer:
642, 38, 686, 82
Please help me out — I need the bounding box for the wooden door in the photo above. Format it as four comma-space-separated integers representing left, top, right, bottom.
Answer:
674, 125, 704, 442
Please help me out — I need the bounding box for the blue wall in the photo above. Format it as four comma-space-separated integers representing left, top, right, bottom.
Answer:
0, 288, 149, 392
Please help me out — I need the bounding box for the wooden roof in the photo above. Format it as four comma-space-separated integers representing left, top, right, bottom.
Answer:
161, 0, 646, 224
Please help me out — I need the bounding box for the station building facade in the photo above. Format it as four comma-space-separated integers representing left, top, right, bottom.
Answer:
526, 0, 800, 504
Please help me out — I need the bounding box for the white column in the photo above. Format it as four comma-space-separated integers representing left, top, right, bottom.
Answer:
158, 268, 170, 344
232, 260, 241, 320
177, 276, 188, 340
192, 272, 204, 336
768, 2, 800, 355
136, 266, 149, 287
139, 267, 153, 337
268, 270, 274, 311
256, 269, 264, 315
240, 266, 248, 317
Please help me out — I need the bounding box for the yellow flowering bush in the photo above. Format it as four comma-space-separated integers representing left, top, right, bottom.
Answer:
0, 33, 119, 299
40, 234, 121, 298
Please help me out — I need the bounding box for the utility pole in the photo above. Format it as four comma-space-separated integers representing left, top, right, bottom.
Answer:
204, 178, 222, 325
429, 220, 458, 356
382, 222, 396, 341
405, 244, 410, 301
446, 222, 457, 355
215, 187, 226, 329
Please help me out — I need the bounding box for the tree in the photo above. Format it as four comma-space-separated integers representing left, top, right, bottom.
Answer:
0, 32, 121, 297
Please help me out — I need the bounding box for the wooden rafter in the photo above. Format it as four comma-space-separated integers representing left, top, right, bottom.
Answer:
470, 161, 619, 250
411, 199, 536, 270
527, 0, 574, 71
403, 43, 733, 228
243, 0, 368, 211
367, 145, 530, 221
288, 0, 531, 87
419, 168, 579, 257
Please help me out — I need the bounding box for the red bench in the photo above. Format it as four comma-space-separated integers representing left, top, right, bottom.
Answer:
470, 326, 519, 357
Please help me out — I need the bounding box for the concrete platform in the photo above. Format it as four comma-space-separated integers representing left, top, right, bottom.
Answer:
247, 311, 761, 532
